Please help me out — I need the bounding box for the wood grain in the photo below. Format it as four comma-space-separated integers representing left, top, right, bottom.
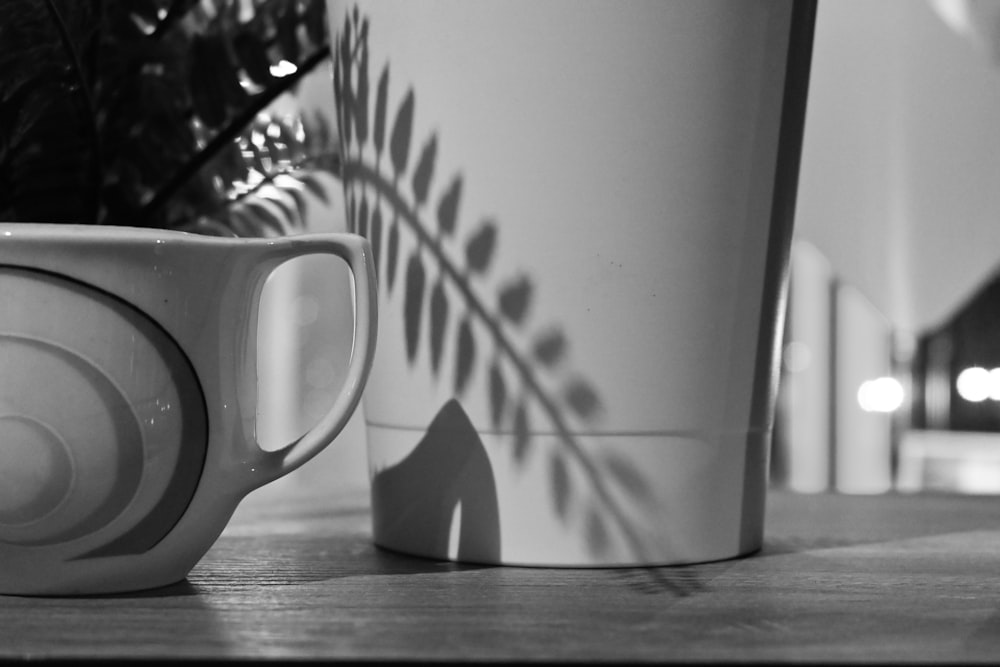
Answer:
3, 483, 1000, 662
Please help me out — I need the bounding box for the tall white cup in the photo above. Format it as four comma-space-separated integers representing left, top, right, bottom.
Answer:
329, 0, 816, 566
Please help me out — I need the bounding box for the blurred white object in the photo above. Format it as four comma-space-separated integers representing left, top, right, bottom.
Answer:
776, 240, 834, 493
897, 429, 1000, 493
834, 283, 894, 494
857, 376, 905, 413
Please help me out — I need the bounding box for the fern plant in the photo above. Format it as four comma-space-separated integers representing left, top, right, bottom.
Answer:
0, 0, 337, 235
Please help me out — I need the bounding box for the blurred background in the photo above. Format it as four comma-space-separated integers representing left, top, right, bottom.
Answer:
252, 0, 1000, 506
774, 0, 1000, 495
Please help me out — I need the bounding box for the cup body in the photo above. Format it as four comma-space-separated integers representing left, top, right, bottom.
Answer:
0, 224, 376, 594
330, 0, 815, 565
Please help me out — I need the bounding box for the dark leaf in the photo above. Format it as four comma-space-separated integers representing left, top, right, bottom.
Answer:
389, 89, 414, 177
346, 190, 357, 233
403, 251, 427, 362
532, 329, 567, 367
498, 276, 532, 325
0, 0, 340, 231
602, 452, 658, 509
212, 138, 248, 185
262, 191, 298, 229
354, 42, 369, 145
551, 452, 571, 519
218, 61, 249, 112
454, 317, 475, 396
358, 193, 369, 238
188, 35, 228, 128
233, 31, 274, 86
489, 361, 507, 429
149, 0, 199, 36
373, 65, 389, 158
465, 220, 496, 274
303, 0, 327, 46
243, 199, 290, 236
127, 0, 163, 26
436, 175, 461, 236
411, 134, 436, 206
1, 79, 92, 222
341, 11, 353, 55
301, 173, 330, 204
189, 33, 247, 127
222, 208, 252, 237
385, 219, 400, 292
276, 2, 301, 63
370, 205, 383, 280
338, 21, 354, 144
564, 380, 601, 420
429, 278, 449, 375
286, 186, 309, 224
512, 401, 530, 465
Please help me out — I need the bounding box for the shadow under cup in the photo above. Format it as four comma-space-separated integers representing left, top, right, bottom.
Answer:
331, 0, 817, 566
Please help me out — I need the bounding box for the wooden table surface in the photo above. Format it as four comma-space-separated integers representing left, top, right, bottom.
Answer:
4, 476, 1000, 663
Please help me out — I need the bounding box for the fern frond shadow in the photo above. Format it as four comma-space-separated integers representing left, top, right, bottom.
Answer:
333, 5, 668, 564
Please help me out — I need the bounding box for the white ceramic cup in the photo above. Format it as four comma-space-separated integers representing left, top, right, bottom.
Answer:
0, 224, 376, 594
329, 0, 815, 566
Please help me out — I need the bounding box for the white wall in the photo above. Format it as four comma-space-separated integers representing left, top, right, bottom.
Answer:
796, 0, 1000, 335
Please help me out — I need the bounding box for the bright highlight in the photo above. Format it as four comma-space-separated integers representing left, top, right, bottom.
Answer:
269, 60, 298, 77
956, 366, 992, 403
857, 376, 905, 413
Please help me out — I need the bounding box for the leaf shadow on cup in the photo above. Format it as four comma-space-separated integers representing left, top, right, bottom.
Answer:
369, 399, 500, 563
333, 5, 671, 573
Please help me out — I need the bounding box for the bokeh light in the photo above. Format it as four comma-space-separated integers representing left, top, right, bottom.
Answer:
857, 376, 905, 413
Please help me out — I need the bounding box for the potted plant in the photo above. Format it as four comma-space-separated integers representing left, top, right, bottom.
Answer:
0, 0, 339, 235
1, 0, 353, 449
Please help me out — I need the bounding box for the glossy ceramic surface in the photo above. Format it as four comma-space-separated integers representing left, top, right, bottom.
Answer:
329, 0, 813, 565
0, 267, 204, 551
0, 224, 376, 594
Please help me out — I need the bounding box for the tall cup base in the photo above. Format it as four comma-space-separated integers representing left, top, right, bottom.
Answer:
367, 407, 769, 567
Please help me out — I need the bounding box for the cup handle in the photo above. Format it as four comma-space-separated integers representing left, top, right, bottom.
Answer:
243, 233, 377, 488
